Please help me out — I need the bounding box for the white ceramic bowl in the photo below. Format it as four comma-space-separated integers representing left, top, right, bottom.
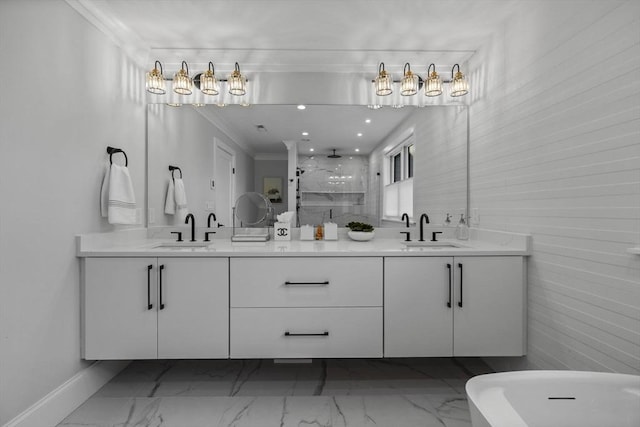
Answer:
347, 230, 375, 241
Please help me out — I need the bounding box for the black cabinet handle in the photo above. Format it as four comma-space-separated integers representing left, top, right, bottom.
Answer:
159, 264, 165, 310
446, 263, 452, 308
284, 281, 330, 286
146, 265, 153, 310
458, 263, 463, 308
284, 331, 329, 337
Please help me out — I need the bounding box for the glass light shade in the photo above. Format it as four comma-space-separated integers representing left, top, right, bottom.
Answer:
450, 70, 469, 97
425, 71, 443, 97
145, 63, 165, 94
375, 70, 393, 96
173, 66, 193, 95
200, 69, 219, 95
400, 70, 418, 96
228, 63, 246, 96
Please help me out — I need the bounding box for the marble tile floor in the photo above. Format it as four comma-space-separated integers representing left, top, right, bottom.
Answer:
58, 358, 492, 427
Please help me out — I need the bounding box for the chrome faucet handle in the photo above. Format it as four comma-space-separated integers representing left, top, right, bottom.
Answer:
170, 231, 183, 242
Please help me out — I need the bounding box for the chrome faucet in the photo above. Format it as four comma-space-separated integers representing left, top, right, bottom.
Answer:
185, 213, 196, 242
419, 213, 430, 241
205, 213, 217, 242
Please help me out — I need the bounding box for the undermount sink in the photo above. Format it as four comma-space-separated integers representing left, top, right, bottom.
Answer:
152, 241, 213, 249
403, 241, 466, 248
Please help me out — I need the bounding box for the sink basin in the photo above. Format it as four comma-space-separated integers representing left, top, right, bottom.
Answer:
403, 241, 465, 248
152, 241, 213, 249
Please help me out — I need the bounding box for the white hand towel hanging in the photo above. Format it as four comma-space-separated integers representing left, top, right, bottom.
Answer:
107, 164, 137, 224
100, 162, 110, 218
164, 179, 176, 215
173, 177, 188, 219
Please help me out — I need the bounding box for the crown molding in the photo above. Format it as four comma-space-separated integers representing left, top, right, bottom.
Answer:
193, 108, 255, 158
65, 0, 149, 68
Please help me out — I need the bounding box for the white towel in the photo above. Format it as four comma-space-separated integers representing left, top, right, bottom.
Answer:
100, 163, 110, 218
164, 179, 176, 215
164, 178, 188, 218
173, 178, 188, 219
106, 164, 137, 224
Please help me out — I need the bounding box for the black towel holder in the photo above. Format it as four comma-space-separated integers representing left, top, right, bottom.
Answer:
168, 165, 182, 181
106, 146, 128, 166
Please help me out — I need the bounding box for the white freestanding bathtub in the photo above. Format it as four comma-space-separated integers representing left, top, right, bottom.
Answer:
466, 370, 640, 427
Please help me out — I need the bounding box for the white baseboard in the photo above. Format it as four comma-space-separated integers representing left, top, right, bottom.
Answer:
3, 360, 129, 427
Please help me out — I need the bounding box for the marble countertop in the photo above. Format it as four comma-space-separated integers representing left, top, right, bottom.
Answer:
76, 228, 531, 258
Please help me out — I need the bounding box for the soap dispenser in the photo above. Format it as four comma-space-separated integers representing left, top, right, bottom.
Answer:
455, 214, 469, 240
443, 213, 452, 227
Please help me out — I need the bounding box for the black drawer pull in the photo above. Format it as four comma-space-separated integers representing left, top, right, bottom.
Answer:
159, 264, 165, 310
458, 263, 463, 308
146, 264, 153, 310
446, 263, 452, 308
284, 281, 330, 286
284, 331, 329, 337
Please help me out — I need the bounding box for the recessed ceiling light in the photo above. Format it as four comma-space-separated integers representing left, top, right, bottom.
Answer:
297, 104, 306, 110
365, 119, 371, 124
357, 133, 363, 137
355, 148, 360, 152
309, 148, 314, 152
302, 131, 309, 136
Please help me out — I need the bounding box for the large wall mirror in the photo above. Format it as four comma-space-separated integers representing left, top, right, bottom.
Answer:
147, 103, 467, 228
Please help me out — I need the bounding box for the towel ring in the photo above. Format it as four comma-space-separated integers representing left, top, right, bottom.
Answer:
106, 146, 128, 166
168, 165, 182, 181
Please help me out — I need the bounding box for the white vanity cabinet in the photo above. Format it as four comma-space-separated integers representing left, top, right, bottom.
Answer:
82, 257, 229, 360
384, 256, 525, 357
230, 257, 383, 358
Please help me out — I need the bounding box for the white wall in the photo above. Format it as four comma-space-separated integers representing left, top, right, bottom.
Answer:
467, 0, 640, 374
147, 105, 254, 226
0, 0, 146, 424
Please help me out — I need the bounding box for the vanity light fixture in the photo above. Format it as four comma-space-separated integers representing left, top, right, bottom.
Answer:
365, 119, 371, 123
302, 131, 309, 136
357, 133, 363, 137
200, 62, 220, 95
146, 60, 166, 94
375, 62, 393, 96
297, 104, 306, 110
355, 148, 360, 152
425, 63, 443, 97
228, 62, 247, 96
450, 64, 469, 97
173, 61, 193, 95
400, 63, 419, 96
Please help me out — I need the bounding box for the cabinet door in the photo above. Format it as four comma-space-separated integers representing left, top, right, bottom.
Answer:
157, 258, 229, 358
83, 258, 158, 359
384, 257, 453, 357
453, 256, 525, 356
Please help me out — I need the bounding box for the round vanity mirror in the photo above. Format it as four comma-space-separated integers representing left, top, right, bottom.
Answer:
234, 192, 273, 226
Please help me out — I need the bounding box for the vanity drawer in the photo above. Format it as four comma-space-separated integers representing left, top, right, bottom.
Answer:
230, 307, 382, 358
230, 257, 382, 307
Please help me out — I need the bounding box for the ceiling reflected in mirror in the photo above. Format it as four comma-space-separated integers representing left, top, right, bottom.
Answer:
196, 104, 416, 155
